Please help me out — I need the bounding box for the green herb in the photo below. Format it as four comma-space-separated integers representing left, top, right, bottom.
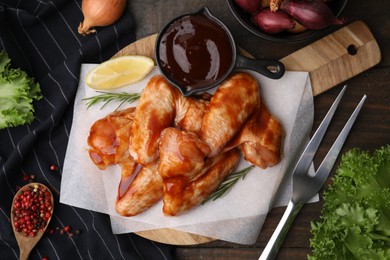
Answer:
309, 145, 390, 259
203, 165, 255, 204
82, 91, 140, 110
0, 50, 42, 129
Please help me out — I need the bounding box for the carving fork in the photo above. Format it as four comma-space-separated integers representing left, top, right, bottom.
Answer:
259, 85, 366, 260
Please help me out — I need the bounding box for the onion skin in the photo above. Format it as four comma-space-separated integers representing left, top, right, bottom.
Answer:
270, 0, 283, 12
234, 0, 263, 14
280, 0, 343, 30
287, 19, 307, 33
78, 0, 126, 35
252, 8, 296, 34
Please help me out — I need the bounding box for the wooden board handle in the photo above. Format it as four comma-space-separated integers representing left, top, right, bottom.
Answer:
280, 20, 381, 96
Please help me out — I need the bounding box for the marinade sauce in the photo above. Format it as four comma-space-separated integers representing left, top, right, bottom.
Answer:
158, 13, 234, 92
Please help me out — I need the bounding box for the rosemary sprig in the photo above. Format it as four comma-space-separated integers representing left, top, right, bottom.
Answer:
82, 91, 141, 110
202, 165, 255, 204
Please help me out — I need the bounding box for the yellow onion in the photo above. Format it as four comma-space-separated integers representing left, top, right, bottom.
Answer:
78, 0, 126, 35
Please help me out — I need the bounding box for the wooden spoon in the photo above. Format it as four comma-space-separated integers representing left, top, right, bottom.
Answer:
11, 183, 54, 260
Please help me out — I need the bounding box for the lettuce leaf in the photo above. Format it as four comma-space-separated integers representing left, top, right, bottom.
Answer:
0, 49, 42, 129
309, 145, 390, 260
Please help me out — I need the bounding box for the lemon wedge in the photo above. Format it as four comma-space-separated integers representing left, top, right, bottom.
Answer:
86, 55, 154, 90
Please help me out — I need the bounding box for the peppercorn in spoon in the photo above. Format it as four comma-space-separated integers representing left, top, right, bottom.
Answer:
11, 183, 54, 260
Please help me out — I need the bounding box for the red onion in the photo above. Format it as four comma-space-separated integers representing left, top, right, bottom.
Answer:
280, 0, 343, 30
235, 0, 263, 14
252, 8, 296, 34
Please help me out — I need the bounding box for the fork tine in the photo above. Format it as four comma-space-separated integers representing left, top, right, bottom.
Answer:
292, 85, 347, 176
311, 95, 367, 190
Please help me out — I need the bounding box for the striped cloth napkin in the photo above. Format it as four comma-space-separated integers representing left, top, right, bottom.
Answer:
0, 0, 175, 259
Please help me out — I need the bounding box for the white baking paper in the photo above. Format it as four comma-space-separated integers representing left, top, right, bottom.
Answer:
60, 65, 317, 245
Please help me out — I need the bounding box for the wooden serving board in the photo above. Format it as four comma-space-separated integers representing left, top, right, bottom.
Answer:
112, 20, 380, 245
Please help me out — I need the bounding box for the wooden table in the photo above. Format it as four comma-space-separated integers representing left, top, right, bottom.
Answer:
127, 1, 390, 259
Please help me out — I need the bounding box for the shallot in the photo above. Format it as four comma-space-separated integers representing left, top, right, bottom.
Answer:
78, 0, 126, 35
234, 0, 263, 14
280, 0, 343, 30
252, 8, 296, 34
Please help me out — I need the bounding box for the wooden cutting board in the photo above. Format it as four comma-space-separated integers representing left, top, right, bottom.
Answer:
112, 20, 380, 245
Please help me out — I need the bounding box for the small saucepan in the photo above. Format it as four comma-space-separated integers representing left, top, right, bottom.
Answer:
155, 7, 285, 96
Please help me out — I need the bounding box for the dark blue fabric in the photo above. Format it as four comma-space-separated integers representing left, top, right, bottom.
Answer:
0, 1, 175, 259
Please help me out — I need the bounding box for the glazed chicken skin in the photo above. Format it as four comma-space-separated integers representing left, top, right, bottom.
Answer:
174, 97, 208, 137
161, 148, 240, 216
130, 75, 209, 165
87, 107, 135, 170
115, 162, 163, 216
201, 72, 260, 157
158, 127, 210, 182
87, 117, 116, 169
130, 75, 178, 165
226, 100, 283, 168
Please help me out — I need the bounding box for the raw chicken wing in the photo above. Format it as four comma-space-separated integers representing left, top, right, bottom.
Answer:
226, 100, 283, 168
158, 127, 210, 182
174, 97, 208, 136
161, 148, 240, 216
87, 107, 135, 169
130, 75, 179, 164
115, 162, 163, 216
201, 72, 260, 157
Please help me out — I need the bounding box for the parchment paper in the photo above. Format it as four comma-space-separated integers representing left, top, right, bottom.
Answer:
60, 65, 317, 245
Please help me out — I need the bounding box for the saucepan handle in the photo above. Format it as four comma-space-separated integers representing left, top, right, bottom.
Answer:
235, 54, 285, 79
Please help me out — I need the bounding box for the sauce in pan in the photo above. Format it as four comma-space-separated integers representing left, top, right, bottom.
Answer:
158, 13, 233, 92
